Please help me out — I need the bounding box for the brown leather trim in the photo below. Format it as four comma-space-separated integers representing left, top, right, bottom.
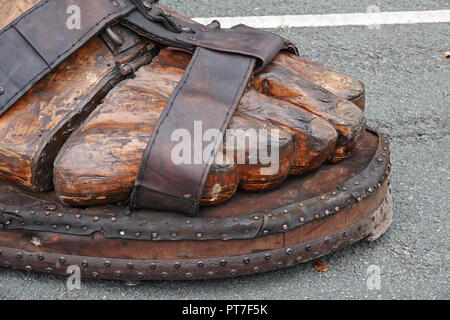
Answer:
131, 47, 256, 215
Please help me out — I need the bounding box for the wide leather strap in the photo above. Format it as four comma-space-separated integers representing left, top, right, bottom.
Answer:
131, 47, 255, 214
131, 24, 286, 215
0, 0, 135, 116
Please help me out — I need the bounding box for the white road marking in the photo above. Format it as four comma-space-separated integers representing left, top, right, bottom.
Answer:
193, 10, 450, 29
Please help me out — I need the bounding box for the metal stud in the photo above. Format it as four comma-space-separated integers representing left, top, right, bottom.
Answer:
65, 225, 70, 230
127, 262, 134, 269
16, 252, 23, 259
243, 257, 250, 264
286, 248, 292, 255
299, 203, 304, 208
174, 262, 181, 269
220, 259, 227, 266
81, 226, 88, 231
82, 260, 88, 267
151, 232, 158, 239
57, 213, 63, 218
315, 214, 320, 219
305, 244, 312, 251
135, 232, 141, 238
46, 267, 53, 274
253, 266, 260, 273
185, 272, 192, 278
119, 230, 125, 236
320, 196, 326, 200
137, 272, 144, 279
262, 229, 269, 236
110, 217, 117, 222
282, 224, 288, 230
230, 269, 236, 276
324, 210, 330, 215
283, 209, 288, 214
161, 272, 168, 278
299, 217, 305, 223
38, 253, 44, 261
104, 260, 111, 267
197, 261, 204, 267
115, 271, 121, 277
92, 272, 99, 278
149, 263, 156, 269
75, 214, 81, 219
0, 87, 4, 95
296, 256, 302, 263
354, 181, 359, 185
196, 233, 202, 239
93, 216, 100, 222
44, 211, 50, 216
59, 256, 66, 263
171, 233, 177, 238
335, 206, 340, 212
264, 254, 271, 261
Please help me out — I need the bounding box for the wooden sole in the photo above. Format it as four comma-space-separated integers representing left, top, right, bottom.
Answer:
0, 129, 392, 280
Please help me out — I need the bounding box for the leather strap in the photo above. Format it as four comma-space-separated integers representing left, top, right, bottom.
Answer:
0, 0, 135, 116
131, 47, 255, 215
130, 20, 287, 215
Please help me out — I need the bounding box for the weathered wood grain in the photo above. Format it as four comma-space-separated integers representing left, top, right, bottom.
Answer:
54, 59, 294, 206
252, 55, 366, 162
274, 53, 366, 110
0, 0, 40, 30
0, 33, 148, 191
139, 49, 339, 175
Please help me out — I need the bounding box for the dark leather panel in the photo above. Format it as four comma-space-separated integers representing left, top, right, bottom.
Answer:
15, 0, 128, 68
0, 27, 49, 115
131, 47, 256, 215
0, 0, 135, 116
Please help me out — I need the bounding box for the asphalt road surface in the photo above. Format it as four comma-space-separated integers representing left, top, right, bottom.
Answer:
0, 0, 448, 300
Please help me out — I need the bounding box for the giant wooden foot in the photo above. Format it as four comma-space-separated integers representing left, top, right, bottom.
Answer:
0, 0, 392, 281
0, 129, 391, 280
